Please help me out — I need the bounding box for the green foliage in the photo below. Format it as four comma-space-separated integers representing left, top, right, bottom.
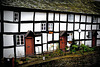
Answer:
80, 44, 94, 53
70, 45, 79, 54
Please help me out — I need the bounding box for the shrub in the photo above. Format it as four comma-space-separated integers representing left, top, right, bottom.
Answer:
70, 45, 78, 54
80, 44, 94, 52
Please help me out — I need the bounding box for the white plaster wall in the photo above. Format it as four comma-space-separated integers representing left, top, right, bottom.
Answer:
48, 34, 52, 41
54, 43, 59, 50
54, 33, 59, 40
54, 23, 59, 32
86, 25, 91, 30
87, 16, 92, 23
4, 11, 13, 22
35, 46, 42, 54
80, 32, 85, 39
74, 31, 79, 39
98, 18, 100, 23
97, 25, 100, 30
68, 23, 73, 31
81, 15, 86, 22
68, 14, 74, 22
85, 40, 92, 47
43, 44, 47, 52
35, 36, 41, 44
20, 23, 33, 32
3, 48, 14, 58
42, 33, 47, 43
60, 23, 66, 31
55, 13, 59, 21
60, 14, 67, 21
3, 35, 14, 46
34, 23, 41, 32
4, 23, 18, 32
97, 40, 100, 46
16, 46, 25, 58
48, 43, 53, 52
75, 15, 80, 22
48, 13, 53, 21
21, 12, 34, 21
35, 12, 46, 21
97, 31, 100, 38
92, 25, 97, 30
75, 23, 79, 30
80, 24, 85, 30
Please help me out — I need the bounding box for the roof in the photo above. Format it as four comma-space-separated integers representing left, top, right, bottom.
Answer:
1, 0, 100, 15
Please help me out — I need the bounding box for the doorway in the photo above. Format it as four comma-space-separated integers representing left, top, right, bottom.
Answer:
25, 37, 34, 56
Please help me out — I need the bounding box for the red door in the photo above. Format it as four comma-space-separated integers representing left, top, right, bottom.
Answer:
26, 37, 34, 56
60, 36, 67, 52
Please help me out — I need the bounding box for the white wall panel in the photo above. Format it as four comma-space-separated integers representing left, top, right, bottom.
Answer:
97, 40, 100, 46
81, 15, 86, 22
68, 23, 73, 31
34, 23, 41, 32
3, 48, 14, 58
54, 43, 59, 50
35, 12, 46, 21
74, 31, 79, 39
35, 46, 42, 54
4, 11, 13, 22
86, 25, 91, 30
48, 13, 53, 21
80, 24, 85, 30
92, 25, 96, 30
87, 16, 92, 23
80, 32, 85, 39
21, 12, 33, 21
60, 14, 67, 21
35, 36, 41, 44
48, 34, 52, 41
42, 33, 47, 43
48, 43, 53, 52
85, 40, 92, 47
60, 23, 66, 31
3, 35, 14, 46
4, 23, 18, 32
20, 23, 33, 32
97, 31, 100, 38
16, 46, 25, 57
75, 23, 79, 30
55, 13, 59, 21
54, 23, 59, 32
43, 44, 47, 52
98, 18, 100, 23
54, 33, 59, 40
75, 15, 80, 22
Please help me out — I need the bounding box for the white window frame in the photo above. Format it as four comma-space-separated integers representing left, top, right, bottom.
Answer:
16, 35, 24, 45
41, 23, 46, 31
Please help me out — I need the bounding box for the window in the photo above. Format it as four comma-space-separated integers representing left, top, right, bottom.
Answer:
68, 14, 74, 22
93, 16, 97, 23
67, 33, 73, 41
87, 31, 92, 39
41, 23, 46, 31
16, 35, 24, 45
48, 23, 53, 31
14, 12, 19, 22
